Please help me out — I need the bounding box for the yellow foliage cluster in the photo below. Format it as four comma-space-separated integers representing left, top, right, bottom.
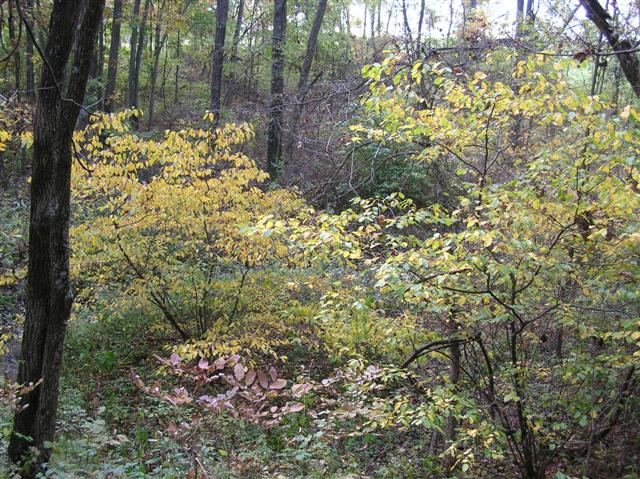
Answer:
71, 111, 305, 344
0, 130, 10, 152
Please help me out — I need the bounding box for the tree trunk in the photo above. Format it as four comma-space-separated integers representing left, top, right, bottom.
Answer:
266, 0, 287, 180
148, 20, 166, 128
128, 0, 142, 108
285, 0, 327, 179
8, 0, 105, 473
526, 0, 535, 22
401, 0, 412, 45
231, 0, 245, 61
90, 16, 105, 110
160, 34, 169, 106
417, 0, 425, 45
344, 5, 351, 36
174, 32, 181, 104
296, 0, 326, 99
516, 0, 525, 36
135, 0, 151, 97
8, 0, 21, 96
245, 0, 259, 91
25, 0, 35, 100
127, 0, 150, 127
363, 4, 367, 40
580, 0, 640, 98
370, 4, 375, 39
443, 339, 461, 472
386, 0, 394, 34
97, 16, 105, 81
131, 0, 151, 128
35, 0, 46, 47
104, 0, 125, 113
210, 0, 230, 119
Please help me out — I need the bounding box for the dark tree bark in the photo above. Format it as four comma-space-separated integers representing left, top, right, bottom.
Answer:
104, 0, 125, 113
210, 0, 230, 118
580, 0, 640, 98
266, 0, 287, 180
231, 0, 245, 61
8, 0, 105, 473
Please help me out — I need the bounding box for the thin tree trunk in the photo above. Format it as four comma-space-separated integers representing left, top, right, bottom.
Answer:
128, 0, 142, 108
8, 0, 21, 96
174, 32, 181, 104
131, 0, 151, 128
296, 0, 326, 98
8, 0, 105, 473
97, 16, 105, 80
135, 0, 151, 97
516, 0, 525, 37
160, 35, 169, 105
580, 0, 640, 98
443, 339, 461, 472
266, 0, 287, 180
417, 0, 425, 45
231, 0, 245, 60
35, 0, 46, 47
210, 0, 230, 118
526, 0, 534, 22
401, 0, 412, 45
370, 4, 375, 39
285, 0, 327, 179
25, 0, 35, 100
386, 0, 394, 34
147, 20, 166, 128
245, 0, 258, 91
104, 0, 124, 113
90, 16, 105, 109
363, 4, 367, 40
344, 5, 351, 36
465, 0, 478, 30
